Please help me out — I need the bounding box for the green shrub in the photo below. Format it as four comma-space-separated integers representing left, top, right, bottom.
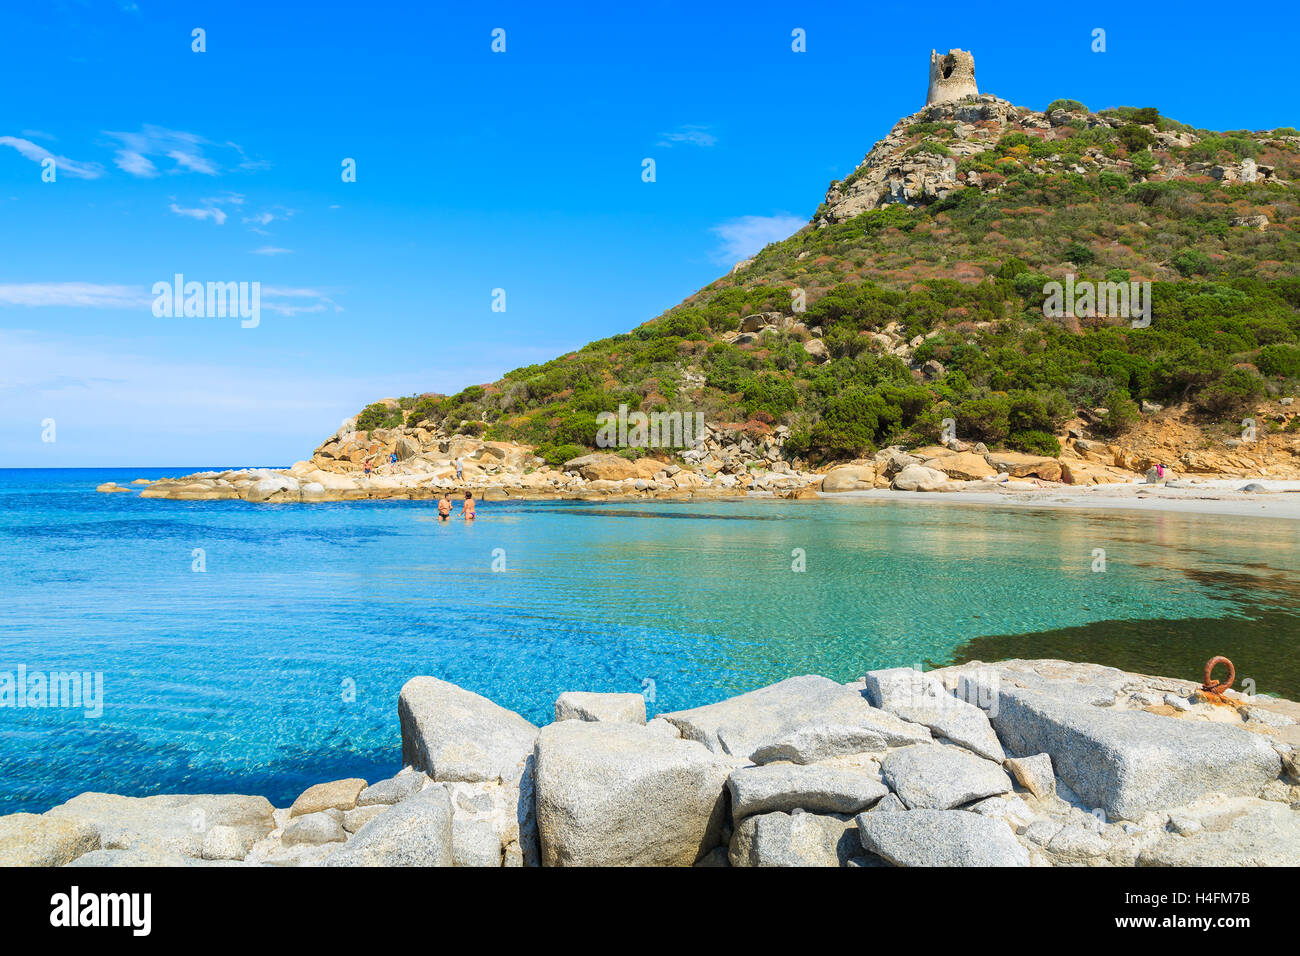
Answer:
906, 140, 952, 158
356, 402, 403, 432
1117, 124, 1156, 152
1195, 367, 1266, 418
1171, 249, 1213, 277
1257, 344, 1300, 378
1095, 389, 1140, 436
1062, 241, 1095, 266
1008, 429, 1061, 457
535, 442, 587, 467
1046, 99, 1087, 114
955, 395, 1010, 444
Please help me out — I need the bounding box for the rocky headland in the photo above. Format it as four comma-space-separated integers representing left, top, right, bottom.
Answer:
98, 398, 1300, 507
4, 659, 1298, 867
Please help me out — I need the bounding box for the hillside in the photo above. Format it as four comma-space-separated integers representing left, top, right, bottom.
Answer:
343, 91, 1300, 478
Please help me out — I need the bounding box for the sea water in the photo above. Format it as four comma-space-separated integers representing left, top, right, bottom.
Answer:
2, 467, 1297, 813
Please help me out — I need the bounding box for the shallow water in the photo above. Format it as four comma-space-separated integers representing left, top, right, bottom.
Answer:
2, 468, 1297, 813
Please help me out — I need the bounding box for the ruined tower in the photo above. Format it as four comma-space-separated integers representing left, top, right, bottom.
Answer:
926, 49, 978, 106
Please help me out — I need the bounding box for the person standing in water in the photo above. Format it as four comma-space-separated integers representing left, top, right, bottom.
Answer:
461, 490, 476, 520
437, 492, 453, 520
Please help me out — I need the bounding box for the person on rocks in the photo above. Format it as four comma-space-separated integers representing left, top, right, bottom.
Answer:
389, 451, 397, 473
437, 492, 453, 520
363, 459, 372, 480
461, 490, 476, 520
455, 457, 464, 481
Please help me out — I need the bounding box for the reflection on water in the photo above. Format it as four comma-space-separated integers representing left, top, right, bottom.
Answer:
0, 469, 1297, 812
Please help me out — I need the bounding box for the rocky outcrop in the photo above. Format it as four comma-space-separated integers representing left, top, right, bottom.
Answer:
3, 659, 1296, 867
660, 674, 931, 761
398, 676, 539, 783
858, 808, 1030, 867
953, 665, 1281, 820
533, 720, 732, 866
816, 92, 1290, 227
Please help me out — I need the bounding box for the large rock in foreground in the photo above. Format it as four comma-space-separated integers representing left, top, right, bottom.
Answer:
857, 808, 1030, 867
660, 675, 929, 761
0, 814, 99, 866
962, 675, 1281, 820
729, 810, 862, 867
323, 787, 454, 867
861, 667, 1004, 761
880, 743, 1012, 810
728, 764, 888, 820
533, 721, 731, 866
399, 676, 539, 783
44, 792, 275, 859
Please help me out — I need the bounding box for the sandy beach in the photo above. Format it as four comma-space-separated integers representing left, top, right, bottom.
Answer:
823, 480, 1300, 521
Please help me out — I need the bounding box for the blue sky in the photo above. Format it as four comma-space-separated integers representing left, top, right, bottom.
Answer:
2, 0, 1296, 466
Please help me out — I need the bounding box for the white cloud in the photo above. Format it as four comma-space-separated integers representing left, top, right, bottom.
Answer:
168, 202, 227, 224
0, 282, 148, 308
262, 286, 340, 315
0, 136, 104, 179
104, 126, 245, 178
0, 281, 339, 319
115, 150, 157, 177
657, 125, 717, 148
709, 214, 804, 264
252, 246, 292, 256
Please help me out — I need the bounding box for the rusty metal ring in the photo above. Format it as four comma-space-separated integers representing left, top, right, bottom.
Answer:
1202, 655, 1235, 694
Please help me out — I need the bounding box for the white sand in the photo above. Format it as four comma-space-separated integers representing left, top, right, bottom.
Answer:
824, 479, 1300, 520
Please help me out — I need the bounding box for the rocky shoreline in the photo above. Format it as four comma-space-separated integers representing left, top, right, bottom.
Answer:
3, 659, 1298, 867
93, 398, 1300, 505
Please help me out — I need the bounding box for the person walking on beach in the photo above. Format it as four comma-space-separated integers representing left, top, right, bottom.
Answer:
461, 490, 476, 520
455, 457, 464, 481
437, 492, 453, 520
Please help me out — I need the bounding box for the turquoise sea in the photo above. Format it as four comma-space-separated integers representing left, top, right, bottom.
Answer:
2, 467, 1298, 814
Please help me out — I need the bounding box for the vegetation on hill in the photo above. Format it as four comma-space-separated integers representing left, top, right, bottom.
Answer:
363, 104, 1300, 468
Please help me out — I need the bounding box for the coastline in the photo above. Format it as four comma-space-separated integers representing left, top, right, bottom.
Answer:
95, 468, 1300, 521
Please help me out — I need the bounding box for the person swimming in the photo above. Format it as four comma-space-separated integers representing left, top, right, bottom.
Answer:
437, 492, 453, 519
462, 490, 476, 520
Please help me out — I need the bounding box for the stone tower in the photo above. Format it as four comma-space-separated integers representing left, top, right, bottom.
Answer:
926, 49, 978, 106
